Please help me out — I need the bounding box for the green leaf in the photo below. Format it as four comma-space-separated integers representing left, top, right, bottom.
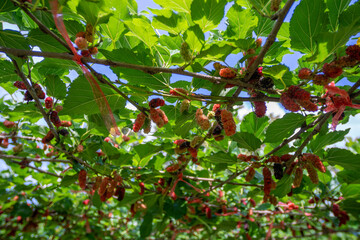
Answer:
226, 4, 258, 39
326, 148, 360, 170
164, 199, 187, 219
190, 0, 226, 32
124, 18, 158, 48
92, 191, 102, 209
231, 132, 262, 151
338, 170, 360, 184
0, 59, 21, 83
289, 0, 326, 54
0, 30, 29, 50
0, 0, 16, 12
198, 41, 236, 61
153, 0, 192, 13
36, 58, 80, 76
45, 75, 67, 100
140, 212, 153, 238
61, 76, 126, 116
76, 0, 101, 25
60, 174, 78, 187
206, 152, 237, 164
265, 113, 306, 143
28, 29, 68, 53
327, 0, 351, 31
309, 129, 350, 154
134, 143, 170, 160
240, 112, 269, 139
271, 174, 294, 198
184, 24, 205, 53
152, 9, 188, 35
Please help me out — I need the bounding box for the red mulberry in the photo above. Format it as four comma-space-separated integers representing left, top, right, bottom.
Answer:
170, 88, 188, 96
78, 169, 87, 190
14, 81, 27, 90
45, 97, 53, 109
149, 98, 165, 108
293, 167, 303, 188
322, 63, 343, 78
50, 111, 61, 127
254, 101, 266, 117
298, 68, 313, 80
345, 44, 360, 61
245, 167, 255, 182
313, 74, 330, 86
280, 92, 300, 112
133, 112, 146, 132
150, 108, 168, 128
75, 37, 88, 50
41, 131, 54, 144
302, 153, 326, 173
98, 177, 110, 196
220, 109, 236, 136
297, 100, 318, 111
288, 85, 310, 101
115, 186, 126, 201
195, 109, 210, 130
304, 163, 319, 184
3, 120, 16, 128
219, 68, 236, 79
263, 167, 272, 196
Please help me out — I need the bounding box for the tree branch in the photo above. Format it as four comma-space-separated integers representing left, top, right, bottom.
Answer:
231, 0, 295, 99
10, 160, 63, 178
11, 59, 59, 140
0, 154, 71, 164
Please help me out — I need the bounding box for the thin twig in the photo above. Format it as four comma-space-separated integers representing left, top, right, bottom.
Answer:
11, 59, 59, 140
10, 160, 63, 178
348, 78, 360, 96
0, 154, 71, 164
202, 167, 251, 195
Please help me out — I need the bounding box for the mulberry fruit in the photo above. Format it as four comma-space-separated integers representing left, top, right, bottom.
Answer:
212, 124, 223, 136
293, 167, 303, 188
45, 97, 53, 109
273, 163, 283, 180
298, 68, 313, 80
149, 108, 168, 128
88, 47, 98, 55
302, 153, 326, 173
322, 63, 343, 78
195, 109, 211, 130
14, 81, 27, 90
3, 120, 16, 128
219, 68, 236, 79
212, 104, 221, 112
263, 167, 272, 196
288, 85, 310, 101
345, 44, 360, 61
297, 100, 318, 112
75, 37, 88, 50
313, 74, 330, 86
280, 92, 300, 112
133, 112, 146, 132
304, 163, 319, 184
149, 98, 165, 108
259, 77, 274, 89
61, 121, 72, 127
254, 101, 267, 117
93, 176, 102, 191
24, 91, 33, 101
170, 88, 188, 96
50, 111, 61, 127
180, 99, 191, 113
115, 186, 126, 201
78, 169, 87, 190
220, 109, 236, 136
98, 177, 110, 196
256, 38, 262, 48
245, 167, 256, 182
180, 42, 192, 62
41, 131, 54, 144
270, 0, 281, 11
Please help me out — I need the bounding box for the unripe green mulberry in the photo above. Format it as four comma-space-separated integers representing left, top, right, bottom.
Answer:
180, 42, 192, 62
190, 136, 204, 148
180, 99, 191, 113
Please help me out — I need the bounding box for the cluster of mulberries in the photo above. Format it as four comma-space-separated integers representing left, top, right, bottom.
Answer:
94, 172, 124, 202
280, 85, 317, 112
14, 81, 46, 102
174, 139, 199, 163
220, 109, 236, 136
150, 108, 168, 128
332, 204, 350, 226
302, 153, 326, 173
196, 109, 211, 130
75, 30, 98, 57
